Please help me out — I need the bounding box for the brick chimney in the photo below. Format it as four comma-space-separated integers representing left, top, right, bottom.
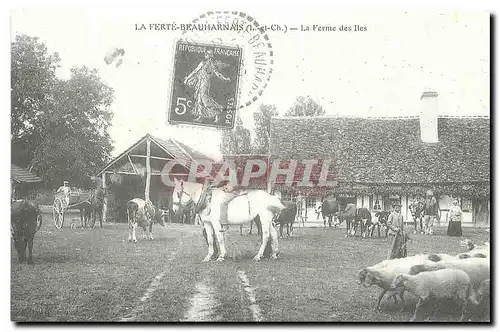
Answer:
420, 91, 439, 143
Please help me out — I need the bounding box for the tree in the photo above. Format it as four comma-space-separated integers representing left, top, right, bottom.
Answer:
11, 35, 60, 167
285, 96, 326, 117
220, 116, 252, 155
234, 116, 252, 154
11, 35, 115, 188
221, 129, 235, 155
252, 104, 278, 154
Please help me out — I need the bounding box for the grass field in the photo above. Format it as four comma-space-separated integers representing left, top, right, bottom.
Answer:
11, 212, 490, 322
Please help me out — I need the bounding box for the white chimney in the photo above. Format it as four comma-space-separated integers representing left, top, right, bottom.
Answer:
420, 91, 439, 143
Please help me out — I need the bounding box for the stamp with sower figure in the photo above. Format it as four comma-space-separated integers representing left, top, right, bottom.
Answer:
169, 41, 242, 128
168, 11, 274, 129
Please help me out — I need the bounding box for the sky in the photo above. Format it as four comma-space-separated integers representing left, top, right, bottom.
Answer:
10, 6, 490, 161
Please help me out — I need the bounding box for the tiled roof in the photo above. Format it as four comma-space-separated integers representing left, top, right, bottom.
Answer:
270, 116, 490, 184
174, 139, 215, 161
11, 164, 42, 183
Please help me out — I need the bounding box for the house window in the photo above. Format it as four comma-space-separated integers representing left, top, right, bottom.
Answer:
306, 196, 316, 209
462, 197, 472, 212
372, 195, 383, 211
388, 195, 401, 210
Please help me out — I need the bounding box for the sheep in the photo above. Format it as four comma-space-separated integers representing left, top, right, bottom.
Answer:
460, 238, 489, 251
392, 268, 472, 321
469, 278, 490, 320
426, 253, 457, 262
459, 239, 490, 258
469, 279, 490, 306
358, 254, 438, 311
409, 258, 490, 293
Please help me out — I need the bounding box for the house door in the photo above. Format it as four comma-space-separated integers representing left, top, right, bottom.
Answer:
473, 198, 490, 226
304, 195, 320, 221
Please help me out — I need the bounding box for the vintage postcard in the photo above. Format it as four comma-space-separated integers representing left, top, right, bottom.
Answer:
9, 2, 491, 324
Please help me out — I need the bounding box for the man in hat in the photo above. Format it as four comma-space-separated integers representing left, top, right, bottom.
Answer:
423, 190, 440, 235
56, 181, 71, 207
387, 203, 408, 259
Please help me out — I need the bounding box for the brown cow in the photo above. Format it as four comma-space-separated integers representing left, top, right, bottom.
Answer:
11, 200, 42, 264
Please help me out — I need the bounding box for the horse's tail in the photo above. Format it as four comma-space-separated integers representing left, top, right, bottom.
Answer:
266, 194, 285, 214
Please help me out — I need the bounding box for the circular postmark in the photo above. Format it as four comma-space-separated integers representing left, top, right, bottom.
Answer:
168, 11, 273, 129
183, 11, 274, 109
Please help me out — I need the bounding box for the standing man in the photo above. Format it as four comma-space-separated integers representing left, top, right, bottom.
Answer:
387, 203, 407, 259
423, 190, 440, 235
56, 181, 71, 207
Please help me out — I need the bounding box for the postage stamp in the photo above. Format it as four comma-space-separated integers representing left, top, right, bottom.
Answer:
168, 41, 242, 128
171, 11, 274, 128
10, 5, 491, 324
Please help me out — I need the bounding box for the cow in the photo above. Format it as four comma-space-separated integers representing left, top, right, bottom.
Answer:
320, 198, 340, 229
126, 198, 168, 242
275, 201, 298, 239
338, 203, 358, 237
338, 205, 375, 238
373, 211, 390, 237
11, 200, 43, 264
356, 207, 373, 238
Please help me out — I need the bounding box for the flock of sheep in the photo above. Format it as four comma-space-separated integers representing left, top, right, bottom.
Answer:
358, 238, 490, 322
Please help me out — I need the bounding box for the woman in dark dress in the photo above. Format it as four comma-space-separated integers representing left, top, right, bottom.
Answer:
447, 199, 463, 236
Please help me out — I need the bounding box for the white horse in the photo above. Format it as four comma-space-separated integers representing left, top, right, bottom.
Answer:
171, 178, 285, 262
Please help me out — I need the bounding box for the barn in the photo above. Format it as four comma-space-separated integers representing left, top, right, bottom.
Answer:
269, 91, 490, 227
11, 164, 43, 200
95, 133, 213, 223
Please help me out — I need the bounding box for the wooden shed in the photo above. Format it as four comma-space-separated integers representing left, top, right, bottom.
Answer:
95, 133, 213, 222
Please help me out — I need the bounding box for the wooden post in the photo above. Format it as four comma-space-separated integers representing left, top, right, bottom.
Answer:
145, 138, 151, 202
102, 172, 107, 223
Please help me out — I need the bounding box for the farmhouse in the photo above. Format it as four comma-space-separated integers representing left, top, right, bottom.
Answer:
95, 133, 213, 222
11, 164, 43, 200
269, 91, 490, 227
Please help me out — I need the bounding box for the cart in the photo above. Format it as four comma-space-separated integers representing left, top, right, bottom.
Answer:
53, 191, 93, 229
